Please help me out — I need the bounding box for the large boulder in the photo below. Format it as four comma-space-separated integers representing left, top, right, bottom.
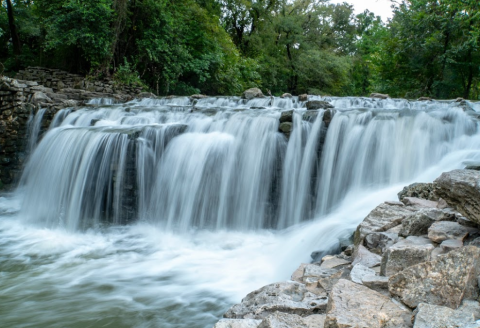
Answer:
427, 221, 478, 243
324, 279, 412, 328
279, 110, 293, 123
242, 88, 264, 100
413, 301, 480, 328
305, 101, 333, 110
380, 236, 435, 277
388, 246, 480, 309
298, 94, 308, 101
399, 208, 455, 237
280, 93, 292, 98
398, 183, 437, 201
224, 281, 328, 320
258, 312, 307, 328
214, 319, 262, 328
354, 202, 417, 246
434, 169, 480, 226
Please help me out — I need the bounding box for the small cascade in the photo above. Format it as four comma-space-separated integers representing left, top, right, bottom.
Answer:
26, 107, 46, 153
16, 96, 480, 231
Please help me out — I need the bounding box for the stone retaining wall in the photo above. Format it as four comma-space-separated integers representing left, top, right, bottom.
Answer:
15, 67, 143, 97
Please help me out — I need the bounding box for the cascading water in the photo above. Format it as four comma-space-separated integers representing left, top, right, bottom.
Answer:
2, 95, 480, 327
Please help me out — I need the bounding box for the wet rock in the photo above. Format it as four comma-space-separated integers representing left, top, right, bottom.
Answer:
280, 93, 292, 98
398, 182, 437, 201
137, 92, 156, 98
388, 246, 480, 309
417, 97, 432, 101
224, 281, 328, 320
380, 237, 434, 277
364, 232, 399, 255
354, 202, 416, 246
190, 94, 207, 99
370, 93, 390, 99
350, 264, 375, 284
322, 109, 335, 127
413, 301, 480, 328
258, 312, 307, 328
343, 245, 354, 256
399, 208, 455, 237
305, 101, 333, 110
279, 110, 293, 123
427, 221, 478, 243
298, 94, 308, 101
434, 169, 480, 226
325, 279, 412, 328
352, 245, 382, 268
402, 197, 438, 208
214, 319, 262, 328
279, 122, 292, 135
242, 88, 264, 100
362, 275, 389, 294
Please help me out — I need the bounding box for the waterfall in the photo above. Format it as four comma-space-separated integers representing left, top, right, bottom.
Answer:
16, 96, 480, 231
26, 107, 47, 153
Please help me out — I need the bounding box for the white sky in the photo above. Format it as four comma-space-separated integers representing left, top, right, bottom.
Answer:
331, 0, 395, 21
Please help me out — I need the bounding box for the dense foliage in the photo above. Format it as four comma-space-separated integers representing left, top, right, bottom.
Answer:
1, 0, 479, 98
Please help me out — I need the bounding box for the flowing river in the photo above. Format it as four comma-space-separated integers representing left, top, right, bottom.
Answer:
1, 96, 480, 327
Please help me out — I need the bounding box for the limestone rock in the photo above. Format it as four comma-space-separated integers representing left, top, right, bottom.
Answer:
279, 122, 292, 135
242, 88, 264, 100
362, 275, 389, 294
190, 94, 207, 99
370, 93, 390, 99
303, 315, 326, 328
319, 255, 350, 269
364, 232, 399, 255
428, 221, 478, 243
402, 197, 438, 208
298, 94, 308, 101
352, 245, 382, 268
434, 169, 480, 226
440, 239, 463, 252
354, 202, 417, 246
399, 208, 455, 237
413, 301, 480, 328
398, 183, 438, 201
224, 281, 328, 320
291, 263, 308, 283
280, 93, 292, 98
350, 264, 375, 284
279, 110, 293, 123
302, 264, 346, 292
305, 101, 333, 110
388, 246, 480, 309
258, 312, 307, 328
381, 237, 434, 277
324, 279, 412, 328
214, 319, 262, 328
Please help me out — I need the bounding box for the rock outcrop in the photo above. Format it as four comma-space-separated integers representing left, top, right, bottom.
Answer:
435, 169, 480, 225
215, 169, 480, 328
242, 88, 264, 100
305, 101, 333, 110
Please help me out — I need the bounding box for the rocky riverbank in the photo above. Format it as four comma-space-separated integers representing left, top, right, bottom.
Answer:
214, 169, 480, 328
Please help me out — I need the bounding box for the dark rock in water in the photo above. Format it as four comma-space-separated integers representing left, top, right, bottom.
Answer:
370, 93, 390, 99
322, 109, 335, 127
389, 246, 480, 309
279, 122, 293, 138
465, 163, 480, 170
279, 110, 293, 123
434, 169, 480, 226
298, 94, 308, 101
306, 101, 333, 110
418, 97, 432, 101
251, 106, 266, 110
242, 88, 264, 100
302, 110, 318, 122
398, 182, 437, 201
280, 93, 292, 98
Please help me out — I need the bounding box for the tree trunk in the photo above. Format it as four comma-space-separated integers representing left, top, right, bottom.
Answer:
5, 0, 22, 56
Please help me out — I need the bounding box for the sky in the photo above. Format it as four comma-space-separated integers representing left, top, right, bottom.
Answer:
331, 0, 395, 21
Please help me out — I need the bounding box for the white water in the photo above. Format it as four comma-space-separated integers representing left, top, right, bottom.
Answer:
2, 96, 480, 327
